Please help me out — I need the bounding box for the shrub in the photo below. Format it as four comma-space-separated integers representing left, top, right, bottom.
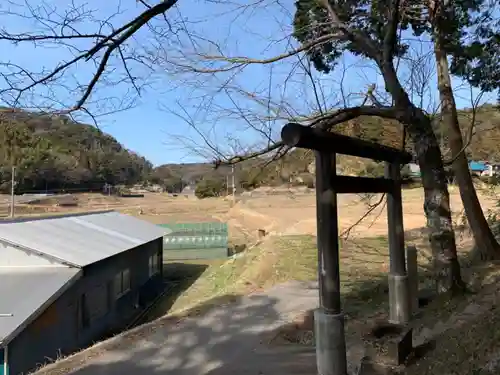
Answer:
359, 162, 384, 177
195, 178, 225, 199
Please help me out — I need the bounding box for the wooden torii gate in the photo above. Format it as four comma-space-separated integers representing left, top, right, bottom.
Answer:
281, 123, 413, 375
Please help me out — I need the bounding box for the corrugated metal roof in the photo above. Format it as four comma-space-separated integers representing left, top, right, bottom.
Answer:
0, 211, 170, 267
0, 266, 81, 344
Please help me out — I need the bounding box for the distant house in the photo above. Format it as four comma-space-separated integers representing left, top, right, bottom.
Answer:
407, 163, 421, 178
469, 161, 488, 173
102, 183, 113, 195
146, 184, 164, 193
404, 161, 500, 180
181, 183, 196, 197
469, 161, 495, 177
0, 211, 168, 375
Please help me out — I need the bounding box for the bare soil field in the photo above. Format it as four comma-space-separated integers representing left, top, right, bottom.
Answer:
233, 186, 499, 237
27, 185, 500, 375
2, 186, 498, 244
0, 193, 231, 221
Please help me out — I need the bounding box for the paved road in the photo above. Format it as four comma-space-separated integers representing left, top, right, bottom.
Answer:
36, 281, 364, 375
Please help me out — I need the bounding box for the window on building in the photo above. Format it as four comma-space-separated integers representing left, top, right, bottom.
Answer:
114, 269, 131, 299
148, 253, 161, 277
80, 294, 90, 329
106, 281, 114, 311
80, 284, 109, 329
122, 269, 131, 291
113, 272, 122, 297
157, 250, 162, 270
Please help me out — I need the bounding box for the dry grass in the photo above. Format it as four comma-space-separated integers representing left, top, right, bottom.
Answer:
403, 264, 500, 375
258, 244, 500, 375
162, 234, 392, 317
2, 185, 499, 241
31, 231, 500, 375
260, 241, 500, 375
14, 187, 500, 375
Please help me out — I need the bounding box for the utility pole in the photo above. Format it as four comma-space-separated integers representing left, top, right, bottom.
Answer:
231, 164, 235, 202
10, 166, 16, 218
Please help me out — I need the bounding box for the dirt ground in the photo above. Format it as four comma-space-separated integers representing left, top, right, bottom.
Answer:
34, 273, 500, 375
2, 187, 498, 244
25, 186, 500, 375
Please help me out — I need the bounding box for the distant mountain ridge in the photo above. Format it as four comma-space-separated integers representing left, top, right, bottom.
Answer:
1, 104, 498, 193
151, 104, 500, 188
0, 108, 152, 193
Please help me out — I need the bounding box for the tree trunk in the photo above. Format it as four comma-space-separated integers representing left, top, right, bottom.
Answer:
407, 117, 466, 293
433, 34, 500, 261
379, 63, 465, 294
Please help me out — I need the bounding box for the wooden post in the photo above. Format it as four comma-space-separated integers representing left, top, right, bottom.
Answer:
385, 162, 410, 325
314, 151, 348, 375
316, 152, 341, 313
406, 245, 419, 314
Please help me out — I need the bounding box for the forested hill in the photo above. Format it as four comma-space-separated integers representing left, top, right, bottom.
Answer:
0, 104, 497, 194
151, 104, 500, 190
0, 108, 152, 193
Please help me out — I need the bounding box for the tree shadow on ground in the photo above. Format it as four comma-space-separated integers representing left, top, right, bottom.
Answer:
34, 275, 405, 375
34, 227, 500, 375
35, 291, 315, 375
404, 281, 500, 375
163, 262, 209, 281
138, 262, 209, 323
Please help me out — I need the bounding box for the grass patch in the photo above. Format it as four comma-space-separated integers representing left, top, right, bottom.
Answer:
165, 234, 392, 316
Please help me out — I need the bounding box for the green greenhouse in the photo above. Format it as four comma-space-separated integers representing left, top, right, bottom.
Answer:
158, 222, 229, 260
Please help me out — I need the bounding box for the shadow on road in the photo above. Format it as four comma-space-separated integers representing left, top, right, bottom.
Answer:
35, 291, 319, 375
33, 274, 407, 375
163, 262, 209, 282
139, 262, 210, 322
34, 226, 498, 375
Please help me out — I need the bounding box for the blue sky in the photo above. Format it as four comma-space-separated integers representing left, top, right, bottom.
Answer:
0, 0, 496, 166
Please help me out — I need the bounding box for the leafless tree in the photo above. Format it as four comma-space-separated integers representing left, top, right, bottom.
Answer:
146, 0, 468, 293
0, 0, 179, 123
3, 0, 495, 292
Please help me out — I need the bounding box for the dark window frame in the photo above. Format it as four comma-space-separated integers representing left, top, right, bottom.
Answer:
148, 253, 160, 278
114, 269, 131, 299
80, 284, 110, 330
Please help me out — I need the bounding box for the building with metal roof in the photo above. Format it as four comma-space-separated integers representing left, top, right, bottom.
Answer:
0, 211, 169, 375
0, 267, 82, 345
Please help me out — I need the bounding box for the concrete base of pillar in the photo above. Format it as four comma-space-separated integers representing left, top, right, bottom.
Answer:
314, 308, 348, 375
387, 274, 411, 325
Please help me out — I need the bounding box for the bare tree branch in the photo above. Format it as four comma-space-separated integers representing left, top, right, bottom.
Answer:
382, 0, 402, 63
341, 194, 387, 240
318, 0, 381, 60
0, 0, 178, 115
443, 88, 486, 166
